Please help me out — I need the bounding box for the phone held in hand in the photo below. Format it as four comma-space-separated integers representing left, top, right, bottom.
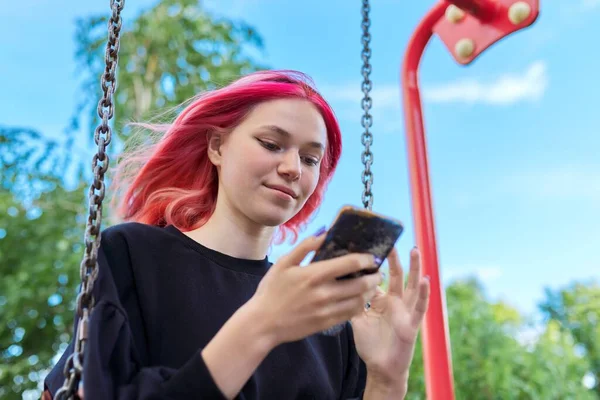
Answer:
310, 205, 404, 280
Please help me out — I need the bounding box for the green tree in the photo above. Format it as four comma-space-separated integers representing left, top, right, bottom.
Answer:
1, 1, 266, 397
73, 0, 266, 144
540, 280, 600, 396
405, 278, 595, 399
525, 319, 594, 398
0, 127, 87, 398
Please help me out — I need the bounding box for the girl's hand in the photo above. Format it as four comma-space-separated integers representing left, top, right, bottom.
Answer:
249, 233, 383, 345
350, 247, 430, 390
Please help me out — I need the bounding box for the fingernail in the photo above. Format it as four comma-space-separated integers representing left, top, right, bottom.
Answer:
374, 256, 383, 265
424, 275, 430, 281
313, 226, 326, 237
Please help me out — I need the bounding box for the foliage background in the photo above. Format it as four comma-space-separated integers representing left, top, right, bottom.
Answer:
1, 1, 598, 399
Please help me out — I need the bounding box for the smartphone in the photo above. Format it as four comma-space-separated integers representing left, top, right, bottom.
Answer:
310, 205, 404, 280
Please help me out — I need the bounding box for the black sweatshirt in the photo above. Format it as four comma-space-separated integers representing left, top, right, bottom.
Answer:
44, 222, 367, 399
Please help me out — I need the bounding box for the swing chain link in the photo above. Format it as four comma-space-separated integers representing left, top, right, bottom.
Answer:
55, 1, 125, 398
360, 0, 374, 210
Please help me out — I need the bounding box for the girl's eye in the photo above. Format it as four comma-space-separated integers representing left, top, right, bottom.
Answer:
258, 139, 280, 151
302, 157, 319, 166
258, 138, 320, 166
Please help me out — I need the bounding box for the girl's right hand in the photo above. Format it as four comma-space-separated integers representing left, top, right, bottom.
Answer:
248, 231, 383, 345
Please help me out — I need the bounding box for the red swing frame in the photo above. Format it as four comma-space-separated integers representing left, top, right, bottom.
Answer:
401, 1, 540, 398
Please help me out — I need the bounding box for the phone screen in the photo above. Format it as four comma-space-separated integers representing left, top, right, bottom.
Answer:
310, 206, 404, 279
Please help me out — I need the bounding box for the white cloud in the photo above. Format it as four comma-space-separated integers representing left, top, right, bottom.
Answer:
502, 164, 600, 201
320, 61, 548, 133
422, 61, 548, 105
446, 164, 600, 209
321, 85, 401, 110
319, 84, 404, 134
582, 0, 600, 10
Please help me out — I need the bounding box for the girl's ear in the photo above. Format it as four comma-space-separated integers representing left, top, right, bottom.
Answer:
207, 132, 223, 166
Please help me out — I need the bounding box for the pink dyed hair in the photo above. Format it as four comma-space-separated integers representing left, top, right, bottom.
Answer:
111, 70, 342, 243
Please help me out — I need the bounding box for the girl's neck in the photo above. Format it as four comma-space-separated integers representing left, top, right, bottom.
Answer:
183, 198, 274, 261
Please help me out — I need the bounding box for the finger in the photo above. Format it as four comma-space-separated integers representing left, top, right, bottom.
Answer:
405, 247, 422, 307
278, 230, 327, 267
322, 293, 369, 323
362, 287, 379, 304
310, 253, 377, 281
368, 285, 387, 310
410, 278, 430, 329
327, 271, 383, 301
387, 248, 404, 297
362, 276, 385, 303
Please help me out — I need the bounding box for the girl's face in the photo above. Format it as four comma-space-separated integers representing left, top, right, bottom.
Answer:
208, 98, 328, 229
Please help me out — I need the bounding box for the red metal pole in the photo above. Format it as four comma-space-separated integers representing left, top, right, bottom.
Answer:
401, 4, 455, 399
401, 1, 539, 398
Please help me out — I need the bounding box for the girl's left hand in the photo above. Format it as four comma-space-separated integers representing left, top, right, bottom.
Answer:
350, 247, 430, 389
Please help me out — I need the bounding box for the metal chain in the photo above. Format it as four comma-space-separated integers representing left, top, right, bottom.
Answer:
55, 1, 125, 398
360, 0, 374, 210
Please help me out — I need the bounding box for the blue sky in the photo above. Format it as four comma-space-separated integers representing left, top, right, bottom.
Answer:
2, 0, 599, 320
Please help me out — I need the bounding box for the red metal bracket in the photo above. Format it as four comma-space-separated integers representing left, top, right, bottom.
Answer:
434, 0, 540, 64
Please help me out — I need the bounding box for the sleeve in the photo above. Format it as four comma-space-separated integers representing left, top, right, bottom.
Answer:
340, 322, 367, 400
43, 227, 227, 400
